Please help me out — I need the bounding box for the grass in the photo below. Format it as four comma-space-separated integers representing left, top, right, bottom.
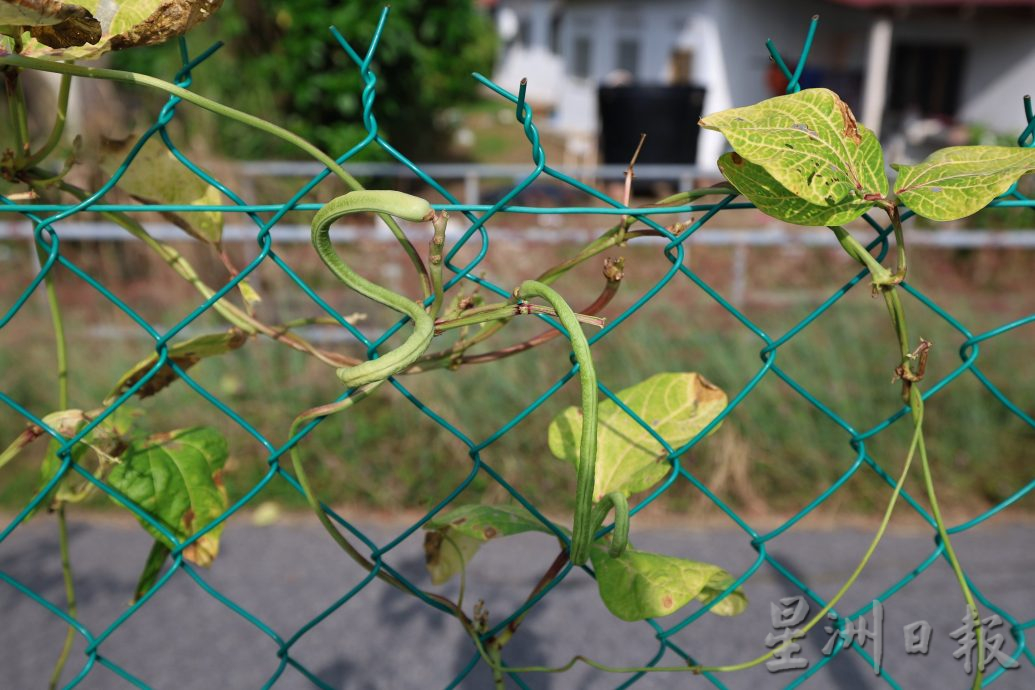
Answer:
2, 232, 1032, 525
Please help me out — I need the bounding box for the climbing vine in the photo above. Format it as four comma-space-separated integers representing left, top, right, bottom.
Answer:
1, 3, 1033, 689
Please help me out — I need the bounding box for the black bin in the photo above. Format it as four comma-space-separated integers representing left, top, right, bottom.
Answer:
598, 84, 707, 164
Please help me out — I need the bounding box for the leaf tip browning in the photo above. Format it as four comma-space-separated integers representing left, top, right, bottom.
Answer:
836, 98, 862, 145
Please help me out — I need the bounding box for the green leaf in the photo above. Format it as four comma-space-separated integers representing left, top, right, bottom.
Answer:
105, 329, 247, 404
423, 504, 553, 584
700, 88, 887, 208
132, 540, 171, 603
893, 146, 1035, 221
698, 569, 749, 617
106, 427, 229, 567
18, 0, 223, 60
590, 545, 746, 621
718, 152, 875, 226
548, 373, 727, 499
96, 135, 224, 245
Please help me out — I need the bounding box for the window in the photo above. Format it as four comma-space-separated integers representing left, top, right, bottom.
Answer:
549, 9, 563, 54
572, 35, 592, 79
889, 43, 967, 118
616, 38, 640, 77
517, 16, 532, 48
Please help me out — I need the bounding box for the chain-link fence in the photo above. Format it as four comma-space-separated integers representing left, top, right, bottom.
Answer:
2, 9, 1033, 690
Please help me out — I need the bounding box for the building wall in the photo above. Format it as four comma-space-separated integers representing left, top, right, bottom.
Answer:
891, 17, 1035, 137
491, 1, 1035, 172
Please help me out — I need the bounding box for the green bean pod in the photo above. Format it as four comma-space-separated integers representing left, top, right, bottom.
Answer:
312, 191, 436, 388
515, 280, 599, 565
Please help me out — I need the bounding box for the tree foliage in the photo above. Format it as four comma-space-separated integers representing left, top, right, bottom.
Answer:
113, 0, 497, 160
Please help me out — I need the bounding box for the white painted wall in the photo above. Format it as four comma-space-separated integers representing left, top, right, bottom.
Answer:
492, 0, 1035, 171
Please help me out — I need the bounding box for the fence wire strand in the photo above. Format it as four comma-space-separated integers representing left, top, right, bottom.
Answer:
1, 9, 1034, 689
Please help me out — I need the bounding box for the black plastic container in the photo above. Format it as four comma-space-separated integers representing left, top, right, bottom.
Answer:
598, 84, 707, 164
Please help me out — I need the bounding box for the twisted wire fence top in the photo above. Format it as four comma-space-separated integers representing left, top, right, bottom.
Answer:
1, 9, 1034, 689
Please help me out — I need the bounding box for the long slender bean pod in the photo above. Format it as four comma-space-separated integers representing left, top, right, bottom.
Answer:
514, 280, 598, 565
311, 191, 436, 387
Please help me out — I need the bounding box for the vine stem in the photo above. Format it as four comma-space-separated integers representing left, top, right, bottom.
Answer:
32, 237, 77, 689
836, 226, 983, 687
49, 179, 365, 369
0, 54, 432, 300
24, 71, 70, 168
911, 384, 985, 685
419, 186, 728, 369
3, 63, 31, 161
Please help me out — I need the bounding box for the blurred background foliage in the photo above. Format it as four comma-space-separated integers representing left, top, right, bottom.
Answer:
112, 0, 497, 161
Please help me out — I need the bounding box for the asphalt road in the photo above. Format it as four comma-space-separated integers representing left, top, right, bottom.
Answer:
1, 516, 1031, 690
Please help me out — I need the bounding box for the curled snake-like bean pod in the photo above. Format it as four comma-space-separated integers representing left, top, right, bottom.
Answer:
589, 491, 629, 558
311, 191, 437, 388
515, 280, 600, 565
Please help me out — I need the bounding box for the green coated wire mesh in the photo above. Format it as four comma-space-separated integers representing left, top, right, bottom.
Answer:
2, 9, 1034, 689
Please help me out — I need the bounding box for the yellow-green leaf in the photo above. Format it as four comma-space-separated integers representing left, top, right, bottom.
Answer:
893, 146, 1035, 221
700, 88, 887, 208
423, 504, 552, 584
423, 531, 481, 586
698, 569, 749, 617
719, 152, 875, 226
97, 135, 224, 245
590, 545, 747, 621
106, 427, 229, 567
548, 373, 727, 499
238, 279, 261, 312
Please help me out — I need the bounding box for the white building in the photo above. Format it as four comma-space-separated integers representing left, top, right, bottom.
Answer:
489, 0, 1035, 172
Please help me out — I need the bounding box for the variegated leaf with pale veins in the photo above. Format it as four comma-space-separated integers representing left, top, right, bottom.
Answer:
893, 146, 1035, 221
718, 152, 876, 226
700, 88, 887, 208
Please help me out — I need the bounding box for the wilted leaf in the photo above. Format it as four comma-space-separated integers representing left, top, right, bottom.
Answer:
19, 0, 223, 60
548, 373, 727, 499
0, 407, 137, 516
0, 0, 92, 26
423, 504, 553, 584
105, 329, 247, 403
719, 152, 875, 226
0, 0, 101, 48
423, 531, 482, 586
893, 146, 1035, 221
0, 408, 86, 471
700, 89, 887, 208
590, 545, 746, 621
96, 135, 224, 245
106, 427, 229, 566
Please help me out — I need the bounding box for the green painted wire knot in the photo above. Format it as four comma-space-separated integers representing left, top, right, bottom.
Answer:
311, 190, 436, 387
